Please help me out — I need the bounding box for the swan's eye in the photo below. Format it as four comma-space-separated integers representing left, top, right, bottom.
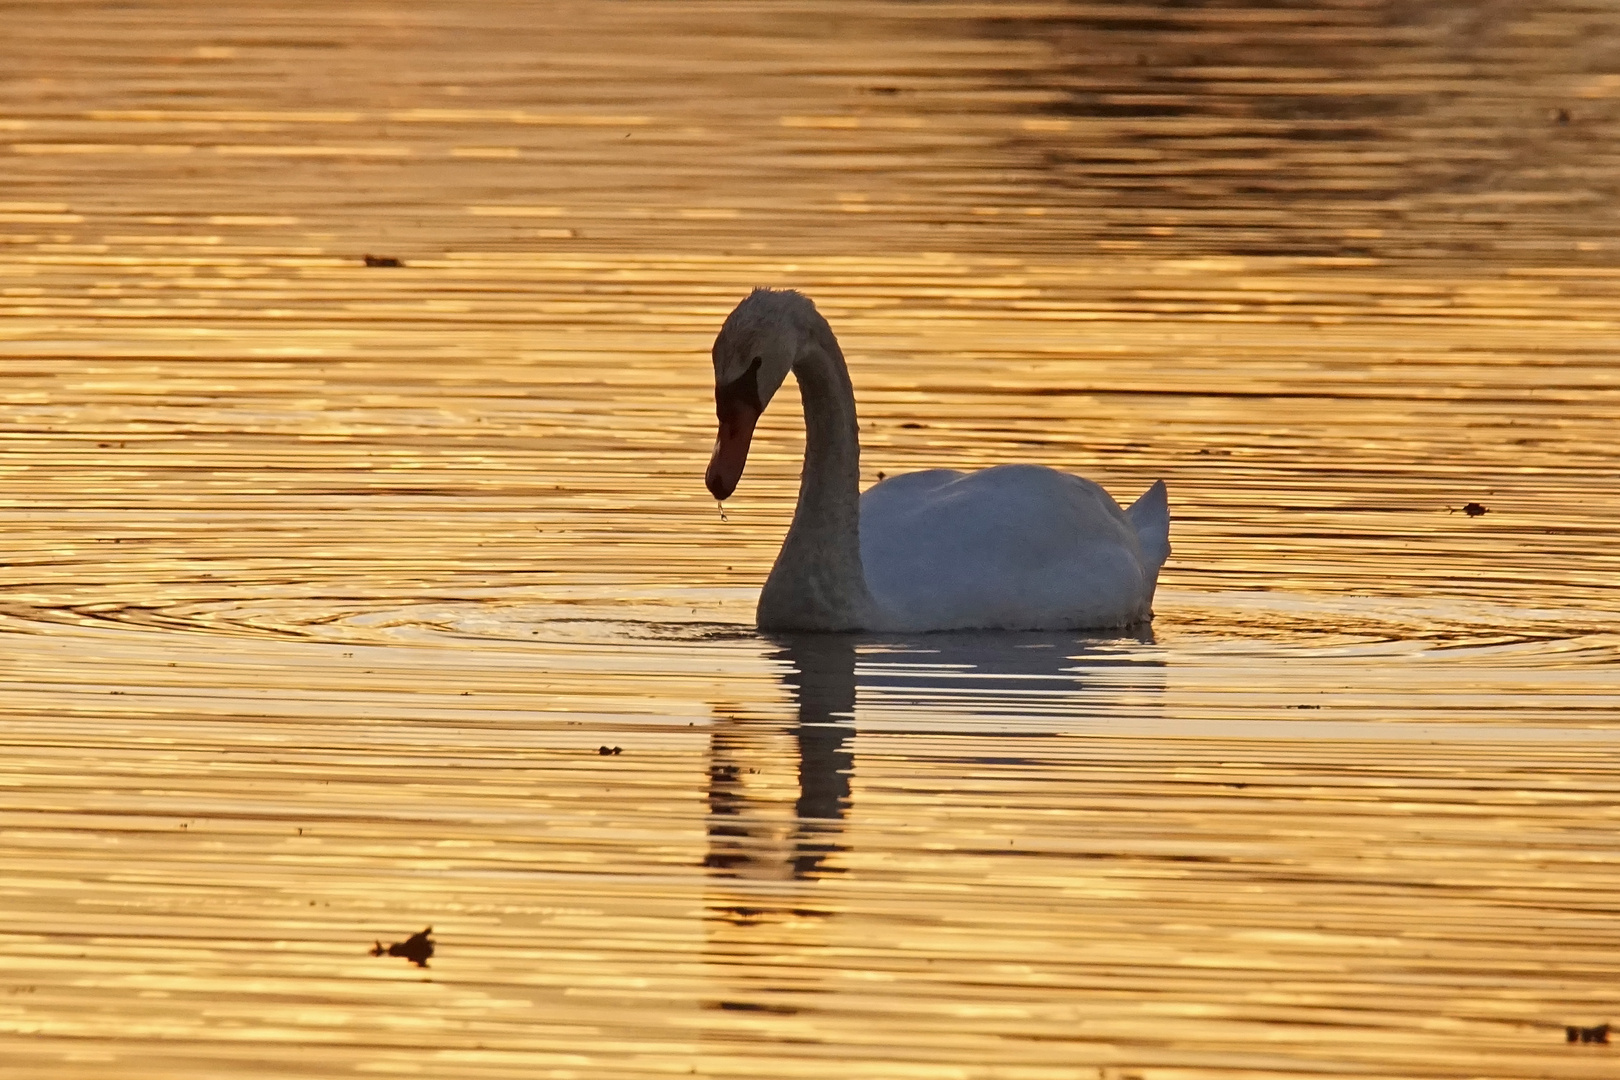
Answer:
716, 357, 764, 416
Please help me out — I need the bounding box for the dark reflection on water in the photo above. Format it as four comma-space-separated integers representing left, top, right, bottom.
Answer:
705, 635, 856, 885
857, 628, 1158, 719
701, 628, 1167, 1014
704, 628, 1162, 884
971, 0, 1620, 261
782, 636, 856, 886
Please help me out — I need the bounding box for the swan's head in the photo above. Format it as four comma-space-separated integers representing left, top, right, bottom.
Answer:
705, 288, 811, 500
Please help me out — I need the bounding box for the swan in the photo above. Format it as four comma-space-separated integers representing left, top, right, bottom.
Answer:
704, 288, 1170, 632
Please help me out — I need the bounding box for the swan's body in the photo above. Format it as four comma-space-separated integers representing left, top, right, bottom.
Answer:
705, 289, 1169, 632
861, 465, 1168, 631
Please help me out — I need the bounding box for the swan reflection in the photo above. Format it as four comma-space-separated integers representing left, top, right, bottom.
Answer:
704, 628, 1161, 887
701, 630, 1163, 1016
857, 628, 1157, 723
705, 634, 856, 886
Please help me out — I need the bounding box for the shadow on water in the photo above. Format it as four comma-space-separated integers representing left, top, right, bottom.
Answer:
702, 628, 1162, 1011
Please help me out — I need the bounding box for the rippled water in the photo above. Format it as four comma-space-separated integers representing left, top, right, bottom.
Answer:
2, 2, 1618, 1077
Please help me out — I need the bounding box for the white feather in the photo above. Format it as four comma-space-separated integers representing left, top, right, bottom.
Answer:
861, 466, 1168, 631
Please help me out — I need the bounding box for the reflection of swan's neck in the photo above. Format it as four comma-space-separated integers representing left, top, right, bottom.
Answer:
757, 317, 874, 631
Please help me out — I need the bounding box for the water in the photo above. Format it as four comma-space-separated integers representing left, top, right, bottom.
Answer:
2, 2, 1618, 1077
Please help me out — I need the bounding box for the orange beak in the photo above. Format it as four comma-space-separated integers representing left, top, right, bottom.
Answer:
706, 359, 764, 502
705, 407, 759, 501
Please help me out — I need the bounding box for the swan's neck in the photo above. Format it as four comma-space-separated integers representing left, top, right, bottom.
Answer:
757, 318, 874, 631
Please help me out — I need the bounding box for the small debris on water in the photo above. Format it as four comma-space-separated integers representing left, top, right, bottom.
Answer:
715, 999, 799, 1014
1566, 1022, 1609, 1044
876, 471, 886, 481
717, 502, 728, 522
901, 422, 925, 429
371, 927, 434, 967
362, 254, 404, 268
1552, 107, 1572, 124
1459, 502, 1489, 517
598, 745, 622, 756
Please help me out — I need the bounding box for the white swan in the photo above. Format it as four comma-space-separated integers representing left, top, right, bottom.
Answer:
704, 289, 1170, 632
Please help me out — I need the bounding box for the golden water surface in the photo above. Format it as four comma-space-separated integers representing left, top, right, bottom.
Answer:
2, 3, 1619, 1077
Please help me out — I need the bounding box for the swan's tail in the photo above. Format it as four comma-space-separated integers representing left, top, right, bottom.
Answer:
1125, 480, 1171, 577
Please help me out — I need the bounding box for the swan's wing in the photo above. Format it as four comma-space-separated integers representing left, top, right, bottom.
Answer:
860, 465, 1155, 630
861, 468, 965, 507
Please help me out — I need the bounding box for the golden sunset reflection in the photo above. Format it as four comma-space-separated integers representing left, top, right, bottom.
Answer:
2, 2, 1618, 1077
